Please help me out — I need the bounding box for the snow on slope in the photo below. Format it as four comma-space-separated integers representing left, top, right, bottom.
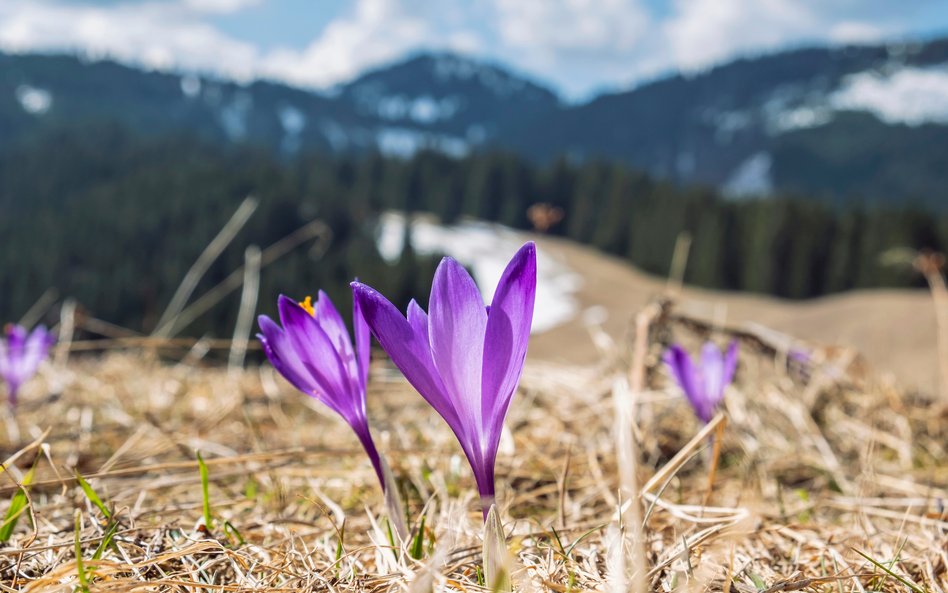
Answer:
376, 212, 581, 334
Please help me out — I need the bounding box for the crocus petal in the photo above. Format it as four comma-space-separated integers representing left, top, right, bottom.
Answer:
315, 290, 360, 390
352, 282, 461, 431
6, 326, 27, 351
481, 242, 536, 452
664, 345, 699, 400
21, 326, 53, 376
700, 341, 726, 407
406, 299, 430, 342
278, 295, 354, 416
664, 345, 711, 422
353, 291, 371, 391
258, 315, 320, 396
259, 294, 391, 498
722, 341, 739, 388
428, 257, 488, 439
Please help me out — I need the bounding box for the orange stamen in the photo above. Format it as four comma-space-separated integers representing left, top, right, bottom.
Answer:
299, 296, 315, 316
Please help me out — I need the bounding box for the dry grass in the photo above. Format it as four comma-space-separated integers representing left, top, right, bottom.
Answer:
1, 304, 946, 592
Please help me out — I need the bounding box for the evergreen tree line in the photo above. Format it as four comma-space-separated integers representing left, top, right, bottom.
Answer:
377, 150, 943, 297
1, 125, 943, 336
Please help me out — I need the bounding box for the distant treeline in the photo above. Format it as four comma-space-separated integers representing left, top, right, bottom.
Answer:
0, 124, 943, 334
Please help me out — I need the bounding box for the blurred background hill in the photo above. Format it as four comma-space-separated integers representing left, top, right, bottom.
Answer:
4, 38, 948, 206
1, 30, 947, 361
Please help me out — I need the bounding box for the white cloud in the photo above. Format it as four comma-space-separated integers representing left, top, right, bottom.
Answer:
493, 0, 649, 56
0, 0, 261, 78
181, 0, 261, 13
829, 21, 889, 43
0, 0, 942, 99
260, 0, 430, 88
831, 67, 948, 125
662, 0, 819, 71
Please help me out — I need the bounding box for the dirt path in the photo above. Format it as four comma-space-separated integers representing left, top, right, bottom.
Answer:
528, 235, 940, 394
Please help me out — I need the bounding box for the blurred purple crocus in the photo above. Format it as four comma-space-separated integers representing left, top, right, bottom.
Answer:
352, 242, 536, 519
257, 292, 386, 489
663, 341, 739, 423
0, 324, 55, 407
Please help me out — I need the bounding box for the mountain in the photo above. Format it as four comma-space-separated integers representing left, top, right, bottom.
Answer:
0, 50, 558, 160
0, 52, 374, 156
336, 52, 559, 154
2, 39, 948, 207
498, 39, 948, 208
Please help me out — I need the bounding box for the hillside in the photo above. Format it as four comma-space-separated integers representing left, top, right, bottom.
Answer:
528, 234, 940, 394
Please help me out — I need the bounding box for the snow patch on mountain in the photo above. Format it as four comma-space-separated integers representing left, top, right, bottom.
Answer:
770, 105, 834, 132
432, 54, 531, 97
278, 104, 305, 154
724, 152, 773, 198
376, 94, 461, 123
180, 75, 201, 98
15, 85, 52, 115
376, 211, 581, 334
219, 91, 252, 140
376, 127, 468, 158
830, 66, 948, 125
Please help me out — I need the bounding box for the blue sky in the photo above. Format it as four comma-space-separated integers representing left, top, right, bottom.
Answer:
1, 0, 947, 99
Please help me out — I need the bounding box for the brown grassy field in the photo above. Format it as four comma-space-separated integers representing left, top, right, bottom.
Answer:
1, 290, 946, 592
529, 235, 941, 395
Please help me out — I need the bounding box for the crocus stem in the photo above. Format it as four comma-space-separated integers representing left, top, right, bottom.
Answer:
352, 423, 386, 489
353, 426, 408, 541
476, 467, 496, 521
482, 504, 512, 592
380, 455, 409, 542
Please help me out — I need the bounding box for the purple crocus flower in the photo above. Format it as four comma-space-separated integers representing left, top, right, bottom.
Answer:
663, 341, 739, 423
0, 324, 55, 407
257, 292, 386, 489
352, 242, 536, 519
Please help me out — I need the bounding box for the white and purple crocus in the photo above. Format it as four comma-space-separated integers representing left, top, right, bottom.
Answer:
664, 341, 739, 423
257, 292, 386, 489
353, 242, 537, 519
0, 324, 56, 407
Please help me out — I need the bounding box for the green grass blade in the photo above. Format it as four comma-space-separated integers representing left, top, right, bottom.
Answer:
223, 520, 246, 546
410, 514, 426, 560
334, 519, 346, 564
853, 548, 925, 593
92, 520, 120, 561
75, 472, 111, 520
0, 465, 36, 543
75, 510, 90, 593
196, 451, 214, 531
566, 524, 606, 558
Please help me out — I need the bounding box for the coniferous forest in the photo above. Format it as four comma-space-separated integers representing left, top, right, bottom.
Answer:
2, 123, 944, 335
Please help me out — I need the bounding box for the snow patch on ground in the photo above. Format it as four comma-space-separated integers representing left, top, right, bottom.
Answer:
830, 66, 948, 125
15, 85, 52, 115
376, 212, 581, 334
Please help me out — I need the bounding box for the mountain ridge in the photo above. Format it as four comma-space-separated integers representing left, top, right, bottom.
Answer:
2, 37, 948, 207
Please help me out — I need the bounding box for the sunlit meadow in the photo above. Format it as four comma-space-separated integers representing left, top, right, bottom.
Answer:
0, 225, 945, 592
2, 5, 948, 590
